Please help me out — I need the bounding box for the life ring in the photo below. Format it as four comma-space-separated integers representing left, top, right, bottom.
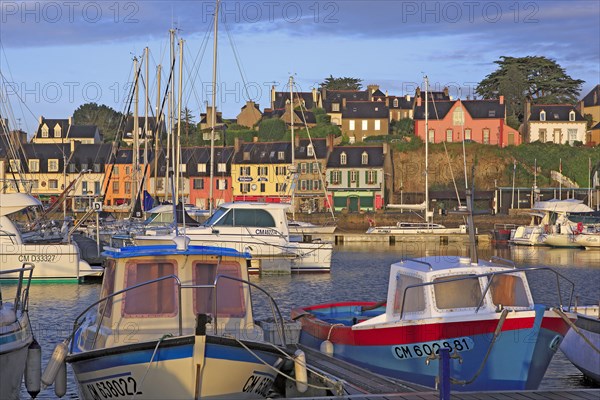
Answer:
576, 222, 584, 234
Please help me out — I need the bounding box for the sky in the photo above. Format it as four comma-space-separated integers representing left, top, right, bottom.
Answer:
1, 0, 599, 137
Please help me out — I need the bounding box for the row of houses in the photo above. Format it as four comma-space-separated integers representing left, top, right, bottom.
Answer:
0, 133, 390, 213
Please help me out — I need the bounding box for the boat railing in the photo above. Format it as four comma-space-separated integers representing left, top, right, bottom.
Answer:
489, 256, 516, 268
70, 273, 287, 351
0, 229, 19, 244
0, 263, 35, 313
398, 267, 575, 320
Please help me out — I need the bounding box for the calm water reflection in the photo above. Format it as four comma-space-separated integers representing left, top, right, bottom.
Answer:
20, 244, 600, 398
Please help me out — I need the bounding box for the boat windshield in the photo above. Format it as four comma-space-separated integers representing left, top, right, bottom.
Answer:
203, 207, 228, 226
205, 208, 276, 228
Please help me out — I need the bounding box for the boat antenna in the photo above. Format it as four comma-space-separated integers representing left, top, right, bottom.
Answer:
466, 165, 478, 264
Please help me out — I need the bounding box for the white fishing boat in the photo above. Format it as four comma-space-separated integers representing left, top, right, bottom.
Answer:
287, 220, 337, 236
134, 202, 333, 273
366, 221, 466, 235
49, 239, 312, 399
560, 305, 600, 384
0, 193, 102, 281
0, 263, 41, 400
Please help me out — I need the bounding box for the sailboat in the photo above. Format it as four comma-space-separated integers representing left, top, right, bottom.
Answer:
286, 76, 337, 236
367, 76, 465, 235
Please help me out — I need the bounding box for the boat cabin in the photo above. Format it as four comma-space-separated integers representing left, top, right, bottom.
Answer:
74, 245, 263, 351
202, 202, 290, 237
357, 257, 534, 328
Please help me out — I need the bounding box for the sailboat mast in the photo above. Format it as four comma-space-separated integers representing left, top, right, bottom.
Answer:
290, 75, 295, 220
154, 64, 161, 200
209, 0, 220, 215
132, 56, 140, 208
166, 28, 175, 205
175, 38, 184, 202
424, 76, 430, 224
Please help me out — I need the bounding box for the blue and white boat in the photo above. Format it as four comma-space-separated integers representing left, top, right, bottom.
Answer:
0, 263, 39, 400
60, 239, 304, 399
292, 257, 577, 391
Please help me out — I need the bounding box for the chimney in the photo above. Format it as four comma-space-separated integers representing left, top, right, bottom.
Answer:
342, 98, 347, 109
234, 137, 241, 152
499, 95, 504, 105
295, 134, 300, 148
385, 97, 390, 107
443, 87, 449, 98
417, 97, 422, 107
326, 133, 334, 152
271, 85, 276, 109
253, 136, 258, 143
405, 95, 410, 101
39, 116, 43, 125
70, 140, 76, 153
312, 87, 317, 104
69, 116, 73, 126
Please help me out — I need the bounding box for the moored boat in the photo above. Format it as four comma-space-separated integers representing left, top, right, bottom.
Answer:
57, 239, 308, 399
574, 232, 600, 250
0, 263, 40, 400
560, 305, 600, 384
292, 256, 576, 391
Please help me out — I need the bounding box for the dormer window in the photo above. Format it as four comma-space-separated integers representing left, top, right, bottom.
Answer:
9, 159, 21, 172
553, 113, 559, 119
54, 123, 62, 138
278, 151, 285, 160
48, 159, 59, 172
540, 110, 546, 121
307, 144, 314, 157
243, 151, 250, 161
340, 152, 347, 165
488, 110, 496, 117
41, 125, 49, 137
361, 151, 368, 165
569, 110, 575, 121
393, 98, 399, 107
332, 103, 340, 112
29, 159, 39, 172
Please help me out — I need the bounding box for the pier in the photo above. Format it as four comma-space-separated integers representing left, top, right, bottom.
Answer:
301, 233, 491, 246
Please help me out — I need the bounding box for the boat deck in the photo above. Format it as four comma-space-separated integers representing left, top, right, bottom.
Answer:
295, 344, 600, 400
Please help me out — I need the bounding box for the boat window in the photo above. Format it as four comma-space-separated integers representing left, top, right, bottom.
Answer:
193, 260, 246, 318
123, 261, 178, 317
393, 274, 425, 315
213, 209, 276, 228
489, 274, 530, 308
433, 275, 482, 309
98, 260, 116, 319
203, 207, 229, 226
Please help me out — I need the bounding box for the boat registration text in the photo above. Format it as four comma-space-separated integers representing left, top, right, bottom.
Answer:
392, 337, 475, 360
83, 376, 142, 400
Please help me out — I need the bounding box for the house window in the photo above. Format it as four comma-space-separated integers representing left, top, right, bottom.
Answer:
350, 171, 358, 183
464, 128, 471, 140
539, 129, 547, 142
94, 182, 101, 194
374, 120, 381, 131
446, 129, 453, 142
179, 164, 187, 173
257, 166, 268, 176
340, 152, 347, 165
49, 179, 58, 189
125, 182, 132, 194
366, 170, 377, 184
82, 181, 88, 194
332, 103, 340, 112
126, 166, 131, 175
68, 163, 76, 173
193, 178, 204, 189
31, 180, 39, 189
243, 151, 250, 161
313, 180, 321, 190
240, 166, 250, 176
428, 129, 435, 143
9, 159, 21, 172
276, 166, 287, 175
29, 159, 39, 172
112, 167, 119, 176
41, 125, 49, 137
393, 98, 399, 107
278, 151, 285, 160
361, 151, 368, 165
483, 128, 490, 144
349, 120, 355, 131
217, 163, 226, 173
81, 163, 89, 171
554, 129, 562, 143
330, 170, 342, 184
217, 179, 228, 190
568, 129, 577, 143
312, 162, 320, 173
260, 183, 265, 192
112, 181, 119, 193
197, 163, 207, 173
300, 163, 307, 174
569, 111, 575, 121
362, 120, 368, 130
300, 180, 307, 191
93, 163, 101, 173
307, 144, 314, 157
453, 107, 464, 125
54, 125, 61, 137
156, 178, 164, 191
48, 159, 59, 172
240, 183, 250, 193
540, 110, 546, 121
488, 110, 496, 117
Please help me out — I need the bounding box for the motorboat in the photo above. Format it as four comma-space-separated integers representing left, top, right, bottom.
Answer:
560, 305, 600, 384
0, 193, 102, 281
367, 221, 466, 235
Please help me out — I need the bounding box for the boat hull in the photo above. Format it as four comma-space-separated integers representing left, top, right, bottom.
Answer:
68, 335, 282, 399
560, 308, 600, 384
575, 233, 600, 250
542, 234, 582, 248
0, 312, 33, 400
293, 302, 569, 391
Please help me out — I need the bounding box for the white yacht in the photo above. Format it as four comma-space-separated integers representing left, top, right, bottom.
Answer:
0, 193, 103, 281
133, 202, 333, 273
367, 221, 466, 235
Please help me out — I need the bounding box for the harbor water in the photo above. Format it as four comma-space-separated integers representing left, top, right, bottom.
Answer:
17, 243, 600, 398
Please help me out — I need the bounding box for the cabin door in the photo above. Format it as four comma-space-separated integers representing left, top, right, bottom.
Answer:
348, 196, 359, 212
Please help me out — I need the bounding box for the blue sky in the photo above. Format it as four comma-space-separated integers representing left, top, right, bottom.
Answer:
1, 0, 599, 136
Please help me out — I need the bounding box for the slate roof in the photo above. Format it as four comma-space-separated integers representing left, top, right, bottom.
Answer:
295, 138, 328, 160
414, 99, 505, 120
273, 91, 317, 110
181, 146, 234, 176
233, 142, 292, 164
388, 96, 413, 109
413, 101, 455, 120
70, 144, 112, 171
69, 125, 99, 139
341, 102, 389, 119
326, 146, 384, 168
323, 89, 369, 102
19, 144, 69, 173
34, 118, 69, 139
124, 116, 167, 135
581, 84, 600, 107
529, 104, 586, 122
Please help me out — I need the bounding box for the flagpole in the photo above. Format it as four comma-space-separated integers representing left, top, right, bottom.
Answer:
559, 158, 562, 200
511, 160, 516, 209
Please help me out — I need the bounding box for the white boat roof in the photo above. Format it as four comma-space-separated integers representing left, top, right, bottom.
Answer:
532, 199, 593, 213
0, 193, 42, 216
392, 256, 510, 274
222, 201, 291, 211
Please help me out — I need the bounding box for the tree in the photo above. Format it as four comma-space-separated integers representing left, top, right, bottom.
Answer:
319, 75, 363, 90
73, 103, 124, 142
258, 118, 286, 141
390, 118, 414, 136
476, 56, 584, 127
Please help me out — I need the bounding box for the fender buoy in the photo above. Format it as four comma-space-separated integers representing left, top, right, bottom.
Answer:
576, 222, 584, 234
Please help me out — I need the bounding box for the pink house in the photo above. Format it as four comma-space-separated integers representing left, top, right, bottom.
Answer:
414, 96, 521, 147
